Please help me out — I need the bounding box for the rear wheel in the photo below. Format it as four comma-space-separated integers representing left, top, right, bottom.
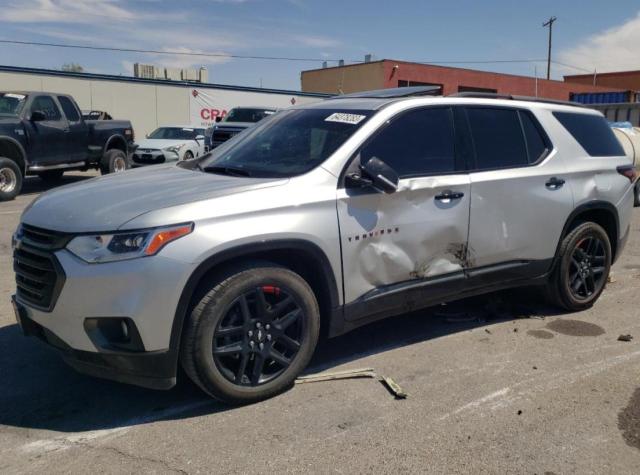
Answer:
37, 170, 64, 183
546, 222, 611, 311
0, 157, 22, 201
100, 149, 129, 175
180, 263, 320, 404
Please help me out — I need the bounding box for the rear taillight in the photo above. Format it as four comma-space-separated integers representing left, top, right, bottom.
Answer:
617, 165, 638, 182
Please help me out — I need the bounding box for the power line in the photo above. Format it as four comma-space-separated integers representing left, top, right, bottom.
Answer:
0, 38, 593, 75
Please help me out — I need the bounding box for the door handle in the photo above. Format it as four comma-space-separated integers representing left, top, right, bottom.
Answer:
545, 177, 565, 189
435, 190, 465, 201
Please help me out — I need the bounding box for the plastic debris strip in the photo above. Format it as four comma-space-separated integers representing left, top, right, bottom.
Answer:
618, 334, 633, 342
295, 368, 407, 399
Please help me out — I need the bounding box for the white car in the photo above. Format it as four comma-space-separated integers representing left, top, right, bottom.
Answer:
132, 125, 206, 167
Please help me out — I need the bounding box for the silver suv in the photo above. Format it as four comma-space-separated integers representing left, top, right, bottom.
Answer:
11, 87, 637, 404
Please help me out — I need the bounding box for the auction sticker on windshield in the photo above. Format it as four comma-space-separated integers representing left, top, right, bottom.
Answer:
325, 112, 367, 125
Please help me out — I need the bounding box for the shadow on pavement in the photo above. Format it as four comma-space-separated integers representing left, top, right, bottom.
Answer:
0, 288, 564, 434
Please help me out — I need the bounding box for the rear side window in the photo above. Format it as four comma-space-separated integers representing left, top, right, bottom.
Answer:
57, 96, 80, 122
466, 108, 528, 169
520, 111, 550, 163
553, 112, 624, 157
361, 107, 456, 177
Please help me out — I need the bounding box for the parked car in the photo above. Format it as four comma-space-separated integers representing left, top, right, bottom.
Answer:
132, 125, 205, 167
82, 110, 113, 121
0, 91, 135, 201
610, 123, 640, 206
205, 107, 276, 150
12, 87, 636, 404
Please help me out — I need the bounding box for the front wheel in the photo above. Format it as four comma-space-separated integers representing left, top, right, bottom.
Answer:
546, 222, 611, 311
100, 149, 129, 175
0, 157, 22, 201
182, 150, 194, 161
180, 263, 320, 404
634, 181, 640, 207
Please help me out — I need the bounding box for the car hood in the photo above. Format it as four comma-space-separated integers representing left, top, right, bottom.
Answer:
216, 122, 253, 129
21, 165, 286, 233
135, 139, 195, 150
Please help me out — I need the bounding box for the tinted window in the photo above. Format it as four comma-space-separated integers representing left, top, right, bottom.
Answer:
466, 108, 528, 170
31, 96, 61, 121
520, 110, 549, 162
361, 107, 455, 177
553, 112, 625, 157
202, 109, 373, 178
57, 96, 80, 122
148, 127, 203, 140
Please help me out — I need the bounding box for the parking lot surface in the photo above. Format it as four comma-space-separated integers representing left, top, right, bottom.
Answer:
1, 174, 640, 474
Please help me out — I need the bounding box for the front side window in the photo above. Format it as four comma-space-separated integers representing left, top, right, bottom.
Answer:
553, 111, 624, 157
466, 107, 528, 170
201, 108, 373, 178
57, 96, 80, 122
0, 93, 27, 116
360, 107, 456, 177
31, 96, 62, 121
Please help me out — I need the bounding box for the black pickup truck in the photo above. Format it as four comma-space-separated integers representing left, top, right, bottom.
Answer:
0, 92, 135, 201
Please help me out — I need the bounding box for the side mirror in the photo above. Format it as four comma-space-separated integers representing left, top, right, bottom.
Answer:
359, 157, 399, 193
215, 116, 223, 123
30, 110, 47, 122
195, 135, 205, 142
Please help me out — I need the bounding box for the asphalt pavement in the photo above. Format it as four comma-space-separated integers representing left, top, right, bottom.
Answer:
1, 173, 640, 474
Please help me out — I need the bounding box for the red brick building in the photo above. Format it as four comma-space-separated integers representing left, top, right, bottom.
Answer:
564, 70, 640, 91
301, 59, 621, 100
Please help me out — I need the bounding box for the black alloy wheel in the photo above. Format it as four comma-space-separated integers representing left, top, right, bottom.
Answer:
567, 236, 607, 300
213, 286, 304, 386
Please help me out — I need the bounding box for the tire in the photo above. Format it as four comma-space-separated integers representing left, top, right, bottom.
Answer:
634, 181, 640, 207
37, 170, 64, 183
100, 149, 129, 175
545, 222, 612, 311
183, 150, 194, 161
180, 262, 320, 404
0, 157, 22, 201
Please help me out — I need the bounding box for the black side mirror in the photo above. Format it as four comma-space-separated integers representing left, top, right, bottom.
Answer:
30, 110, 47, 122
215, 116, 223, 123
355, 157, 399, 193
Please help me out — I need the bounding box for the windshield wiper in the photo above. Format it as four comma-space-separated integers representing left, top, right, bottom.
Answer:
203, 165, 253, 177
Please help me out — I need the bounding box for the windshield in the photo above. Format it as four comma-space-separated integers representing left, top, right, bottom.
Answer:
223, 108, 276, 123
148, 127, 205, 140
201, 108, 373, 178
0, 93, 27, 116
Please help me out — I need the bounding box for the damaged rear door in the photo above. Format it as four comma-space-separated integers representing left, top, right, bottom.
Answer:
337, 106, 471, 319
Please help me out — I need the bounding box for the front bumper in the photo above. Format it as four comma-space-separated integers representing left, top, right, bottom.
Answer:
14, 296, 177, 389
132, 149, 179, 167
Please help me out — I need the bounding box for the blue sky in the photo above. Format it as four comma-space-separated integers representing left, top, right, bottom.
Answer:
0, 0, 639, 90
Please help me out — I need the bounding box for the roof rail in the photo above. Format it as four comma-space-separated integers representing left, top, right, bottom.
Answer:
448, 91, 585, 108
332, 86, 441, 99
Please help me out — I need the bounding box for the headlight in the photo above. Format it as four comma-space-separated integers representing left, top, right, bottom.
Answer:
165, 144, 186, 154
66, 223, 193, 263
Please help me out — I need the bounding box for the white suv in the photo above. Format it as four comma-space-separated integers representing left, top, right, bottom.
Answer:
12, 87, 637, 404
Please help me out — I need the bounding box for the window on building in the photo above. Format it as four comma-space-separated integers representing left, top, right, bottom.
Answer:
397, 80, 443, 94
457, 85, 498, 94
466, 107, 528, 170
553, 111, 625, 157
360, 107, 456, 177
57, 96, 80, 122
31, 96, 61, 121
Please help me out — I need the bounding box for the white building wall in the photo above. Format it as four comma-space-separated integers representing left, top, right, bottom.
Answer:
0, 69, 324, 137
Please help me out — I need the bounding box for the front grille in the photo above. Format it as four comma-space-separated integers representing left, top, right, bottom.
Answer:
212, 129, 241, 145
133, 153, 165, 164
14, 225, 69, 311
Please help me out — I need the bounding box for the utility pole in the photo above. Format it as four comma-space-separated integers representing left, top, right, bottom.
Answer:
543, 16, 557, 80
